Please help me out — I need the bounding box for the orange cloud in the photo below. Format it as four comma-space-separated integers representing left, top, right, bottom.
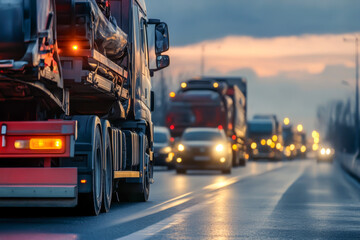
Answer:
167, 33, 358, 78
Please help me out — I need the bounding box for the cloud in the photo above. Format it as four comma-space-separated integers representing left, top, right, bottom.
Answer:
230, 64, 354, 133
166, 33, 357, 78
156, 33, 357, 132
147, 0, 360, 45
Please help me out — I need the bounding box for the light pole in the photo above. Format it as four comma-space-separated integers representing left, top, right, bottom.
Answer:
200, 44, 205, 76
344, 36, 359, 152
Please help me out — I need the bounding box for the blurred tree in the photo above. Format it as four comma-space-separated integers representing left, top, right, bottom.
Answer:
317, 98, 356, 153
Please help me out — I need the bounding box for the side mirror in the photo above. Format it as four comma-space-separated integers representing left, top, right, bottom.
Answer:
155, 22, 169, 54
148, 19, 170, 74
151, 91, 155, 112
156, 55, 170, 70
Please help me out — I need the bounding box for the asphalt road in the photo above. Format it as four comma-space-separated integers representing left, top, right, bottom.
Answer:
0, 159, 360, 240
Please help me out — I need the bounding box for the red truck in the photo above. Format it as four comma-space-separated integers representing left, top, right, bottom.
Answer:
0, 0, 169, 215
166, 78, 247, 166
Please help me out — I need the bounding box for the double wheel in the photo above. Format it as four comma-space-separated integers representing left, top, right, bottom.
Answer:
79, 119, 113, 216
80, 118, 150, 215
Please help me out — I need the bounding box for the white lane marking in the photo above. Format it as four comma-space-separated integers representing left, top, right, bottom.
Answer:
255, 161, 311, 232
121, 161, 309, 240
147, 191, 194, 210
108, 163, 284, 228
117, 198, 215, 240
269, 161, 310, 210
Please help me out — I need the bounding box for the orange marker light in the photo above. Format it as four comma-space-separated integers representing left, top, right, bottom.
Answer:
29, 138, 63, 150
72, 45, 78, 51
80, 179, 87, 184
169, 92, 176, 98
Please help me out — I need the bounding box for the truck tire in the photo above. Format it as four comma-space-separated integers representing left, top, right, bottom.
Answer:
232, 152, 239, 167
239, 159, 246, 167
131, 138, 150, 202
176, 169, 186, 174
80, 124, 103, 216
222, 168, 231, 174
101, 127, 113, 212
135, 158, 150, 202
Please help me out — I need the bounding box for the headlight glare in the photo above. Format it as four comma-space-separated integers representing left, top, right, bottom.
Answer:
215, 144, 224, 152
320, 148, 326, 155
326, 148, 331, 155
178, 144, 185, 152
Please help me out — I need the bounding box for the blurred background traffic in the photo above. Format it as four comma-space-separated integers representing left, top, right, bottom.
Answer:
148, 1, 360, 176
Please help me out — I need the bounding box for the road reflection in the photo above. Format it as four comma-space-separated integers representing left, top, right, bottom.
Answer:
0, 233, 77, 240
207, 188, 232, 240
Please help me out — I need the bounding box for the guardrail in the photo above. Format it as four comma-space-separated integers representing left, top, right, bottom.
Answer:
337, 152, 360, 181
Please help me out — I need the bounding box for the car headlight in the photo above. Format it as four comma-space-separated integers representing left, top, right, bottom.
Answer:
160, 146, 172, 154
320, 148, 326, 155
251, 142, 257, 149
326, 148, 331, 155
215, 144, 224, 152
178, 144, 185, 152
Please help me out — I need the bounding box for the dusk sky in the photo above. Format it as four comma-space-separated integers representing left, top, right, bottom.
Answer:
148, 0, 360, 134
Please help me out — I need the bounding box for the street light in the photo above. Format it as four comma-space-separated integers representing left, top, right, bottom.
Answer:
297, 124, 303, 132
283, 117, 290, 125
344, 36, 359, 152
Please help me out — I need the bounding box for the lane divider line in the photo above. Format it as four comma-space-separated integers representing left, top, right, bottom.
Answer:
107, 162, 286, 232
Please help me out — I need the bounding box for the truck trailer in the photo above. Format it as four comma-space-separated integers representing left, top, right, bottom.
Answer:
0, 0, 170, 215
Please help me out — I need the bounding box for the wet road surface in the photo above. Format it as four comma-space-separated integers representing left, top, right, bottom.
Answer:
0, 159, 359, 240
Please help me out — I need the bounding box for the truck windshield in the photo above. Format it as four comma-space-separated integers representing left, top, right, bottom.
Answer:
166, 105, 226, 127
248, 122, 273, 135
182, 131, 223, 141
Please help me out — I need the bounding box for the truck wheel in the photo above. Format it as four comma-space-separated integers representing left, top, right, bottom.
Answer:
127, 137, 150, 202
139, 161, 150, 202
222, 168, 231, 174
81, 125, 103, 216
239, 159, 246, 167
101, 128, 113, 212
176, 169, 186, 174
232, 153, 239, 167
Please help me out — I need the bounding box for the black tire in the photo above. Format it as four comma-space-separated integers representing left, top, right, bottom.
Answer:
137, 158, 150, 202
80, 125, 103, 216
232, 153, 239, 167
222, 168, 231, 174
176, 169, 186, 174
101, 128, 113, 213
239, 159, 246, 167
130, 138, 150, 202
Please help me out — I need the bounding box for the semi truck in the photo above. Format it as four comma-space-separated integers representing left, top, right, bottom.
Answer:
248, 115, 283, 160
165, 78, 247, 166
282, 125, 302, 159
0, 0, 170, 215
205, 77, 248, 165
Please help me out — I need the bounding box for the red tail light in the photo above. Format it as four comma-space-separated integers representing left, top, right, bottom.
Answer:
170, 125, 175, 130
218, 125, 223, 130
232, 135, 236, 140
